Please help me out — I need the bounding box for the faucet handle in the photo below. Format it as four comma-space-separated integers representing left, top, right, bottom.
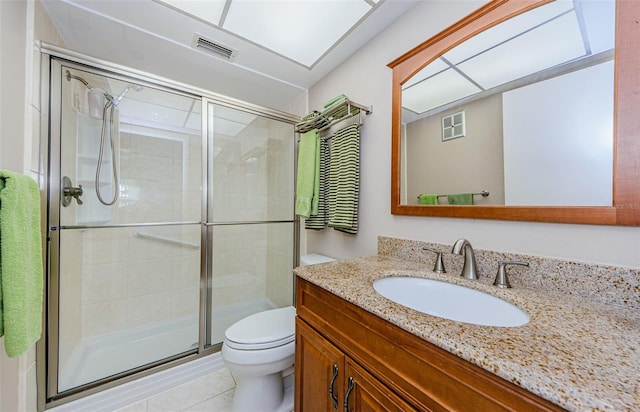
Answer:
423, 248, 446, 273
494, 261, 529, 288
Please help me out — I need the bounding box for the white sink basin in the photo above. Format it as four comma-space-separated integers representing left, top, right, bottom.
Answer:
373, 277, 530, 327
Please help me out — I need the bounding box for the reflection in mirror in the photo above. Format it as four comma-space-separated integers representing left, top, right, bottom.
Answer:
400, 0, 615, 207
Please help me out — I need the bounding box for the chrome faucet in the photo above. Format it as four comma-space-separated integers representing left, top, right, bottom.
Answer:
423, 248, 446, 273
494, 261, 529, 288
451, 238, 480, 280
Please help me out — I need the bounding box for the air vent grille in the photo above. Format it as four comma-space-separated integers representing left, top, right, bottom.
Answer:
193, 35, 237, 61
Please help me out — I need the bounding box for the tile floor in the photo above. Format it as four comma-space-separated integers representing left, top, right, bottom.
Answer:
114, 368, 235, 412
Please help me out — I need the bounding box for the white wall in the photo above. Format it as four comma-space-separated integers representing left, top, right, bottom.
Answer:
306, 0, 640, 268
0, 1, 39, 411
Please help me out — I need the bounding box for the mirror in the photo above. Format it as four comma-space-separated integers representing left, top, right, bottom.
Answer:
388, 0, 640, 225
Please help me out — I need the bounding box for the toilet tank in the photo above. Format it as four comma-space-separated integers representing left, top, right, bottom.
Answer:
300, 254, 335, 266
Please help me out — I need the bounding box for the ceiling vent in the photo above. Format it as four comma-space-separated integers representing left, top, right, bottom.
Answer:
192, 35, 238, 61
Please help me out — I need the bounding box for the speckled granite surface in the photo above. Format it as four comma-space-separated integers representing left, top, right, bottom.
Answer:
294, 254, 640, 411
378, 236, 640, 310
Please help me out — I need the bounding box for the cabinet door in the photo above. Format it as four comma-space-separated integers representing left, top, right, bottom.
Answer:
296, 318, 345, 412
344, 360, 418, 412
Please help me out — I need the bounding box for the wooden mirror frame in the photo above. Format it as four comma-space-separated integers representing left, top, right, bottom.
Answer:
389, 0, 639, 225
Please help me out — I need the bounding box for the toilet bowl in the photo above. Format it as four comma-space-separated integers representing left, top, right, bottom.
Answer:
222, 254, 335, 412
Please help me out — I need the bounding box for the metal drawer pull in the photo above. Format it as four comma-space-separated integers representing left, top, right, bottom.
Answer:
343, 377, 354, 412
329, 364, 339, 409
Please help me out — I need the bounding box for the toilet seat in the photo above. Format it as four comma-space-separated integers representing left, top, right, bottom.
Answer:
224, 306, 295, 350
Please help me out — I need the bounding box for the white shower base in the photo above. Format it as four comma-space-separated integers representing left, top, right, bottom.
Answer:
50, 352, 227, 412
59, 298, 276, 392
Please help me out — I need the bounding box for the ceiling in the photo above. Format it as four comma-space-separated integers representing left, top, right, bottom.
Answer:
41, 0, 418, 112
402, 0, 615, 118
159, 0, 382, 68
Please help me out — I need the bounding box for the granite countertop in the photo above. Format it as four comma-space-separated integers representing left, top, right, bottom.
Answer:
293, 255, 640, 411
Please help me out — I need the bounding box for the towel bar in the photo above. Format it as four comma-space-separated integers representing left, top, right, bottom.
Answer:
417, 190, 490, 199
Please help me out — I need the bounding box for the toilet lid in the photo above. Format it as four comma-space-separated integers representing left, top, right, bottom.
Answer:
224, 306, 296, 350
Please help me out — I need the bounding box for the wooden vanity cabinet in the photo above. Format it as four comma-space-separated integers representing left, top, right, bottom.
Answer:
296, 318, 413, 412
295, 277, 564, 412
345, 358, 415, 411
295, 318, 344, 411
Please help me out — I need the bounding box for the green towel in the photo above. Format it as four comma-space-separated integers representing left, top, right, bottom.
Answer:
311, 135, 320, 216
447, 193, 474, 205
305, 139, 330, 230
0, 170, 43, 357
418, 194, 439, 205
295, 130, 319, 219
323, 94, 348, 109
321, 94, 356, 121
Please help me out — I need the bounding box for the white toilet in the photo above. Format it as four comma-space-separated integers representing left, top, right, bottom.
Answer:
222, 254, 335, 412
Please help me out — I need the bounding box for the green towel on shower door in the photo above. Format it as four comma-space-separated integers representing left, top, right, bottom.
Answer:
0, 170, 44, 357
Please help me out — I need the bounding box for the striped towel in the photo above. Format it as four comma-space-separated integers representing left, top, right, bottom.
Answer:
295, 111, 330, 133
305, 139, 330, 230
328, 124, 360, 234
322, 96, 359, 122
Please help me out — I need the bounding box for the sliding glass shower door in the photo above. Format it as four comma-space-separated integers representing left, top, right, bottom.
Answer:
205, 102, 296, 345
50, 60, 203, 393
46, 56, 298, 405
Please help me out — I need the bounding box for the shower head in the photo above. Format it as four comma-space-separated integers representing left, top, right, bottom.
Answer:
113, 84, 144, 105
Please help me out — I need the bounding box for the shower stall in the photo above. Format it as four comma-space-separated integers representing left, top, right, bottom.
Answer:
41, 51, 298, 407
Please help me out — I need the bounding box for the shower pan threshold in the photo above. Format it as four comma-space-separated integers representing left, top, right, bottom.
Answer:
49, 352, 227, 412
59, 315, 199, 392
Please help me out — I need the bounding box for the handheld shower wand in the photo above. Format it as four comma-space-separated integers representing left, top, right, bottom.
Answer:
65, 70, 143, 206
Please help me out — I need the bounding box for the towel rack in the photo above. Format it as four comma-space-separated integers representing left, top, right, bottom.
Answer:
295, 99, 372, 134
417, 190, 490, 199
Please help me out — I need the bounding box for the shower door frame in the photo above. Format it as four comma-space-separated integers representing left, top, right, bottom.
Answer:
38, 45, 300, 410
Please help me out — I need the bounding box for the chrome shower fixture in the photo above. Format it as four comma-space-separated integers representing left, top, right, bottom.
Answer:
113, 84, 144, 106
65, 70, 143, 205
65, 70, 142, 108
